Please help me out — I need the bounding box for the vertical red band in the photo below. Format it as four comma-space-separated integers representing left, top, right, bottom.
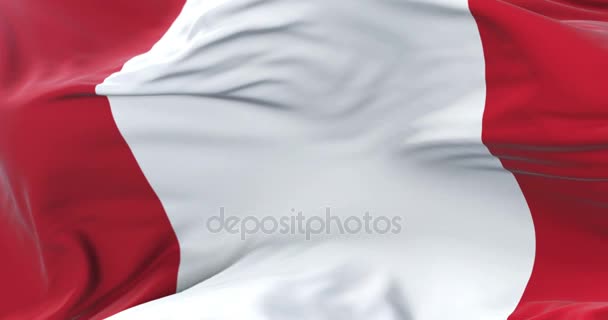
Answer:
470, 0, 608, 319
0, 1, 185, 319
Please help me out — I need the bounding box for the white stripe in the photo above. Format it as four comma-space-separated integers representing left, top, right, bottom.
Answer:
98, 0, 535, 319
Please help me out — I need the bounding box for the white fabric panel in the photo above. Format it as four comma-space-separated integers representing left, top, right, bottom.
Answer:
98, 0, 535, 319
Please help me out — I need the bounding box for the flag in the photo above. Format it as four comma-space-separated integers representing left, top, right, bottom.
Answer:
1, 0, 608, 319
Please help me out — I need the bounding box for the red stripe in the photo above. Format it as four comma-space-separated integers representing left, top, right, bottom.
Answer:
470, 0, 608, 319
0, 1, 185, 319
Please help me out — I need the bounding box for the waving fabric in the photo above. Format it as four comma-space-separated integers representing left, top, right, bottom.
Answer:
1, 1, 608, 319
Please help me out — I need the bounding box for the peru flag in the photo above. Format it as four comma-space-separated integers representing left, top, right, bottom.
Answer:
1, 0, 608, 319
